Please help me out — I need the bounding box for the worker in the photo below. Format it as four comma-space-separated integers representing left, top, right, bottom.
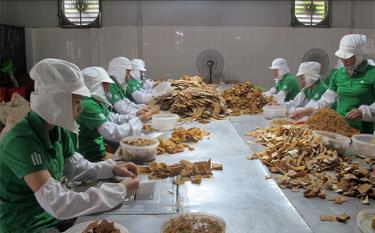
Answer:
127, 59, 155, 104
287, 61, 328, 116
263, 58, 300, 104
107, 57, 158, 115
291, 34, 375, 133
77, 66, 150, 162
0, 59, 140, 233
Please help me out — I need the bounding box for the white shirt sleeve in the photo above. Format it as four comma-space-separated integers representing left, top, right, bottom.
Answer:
35, 178, 126, 220
63, 152, 115, 182
98, 118, 143, 142
143, 79, 154, 93
131, 90, 154, 104
309, 89, 337, 110
285, 92, 307, 111
359, 103, 375, 122
113, 98, 141, 115
263, 87, 277, 97
274, 90, 287, 104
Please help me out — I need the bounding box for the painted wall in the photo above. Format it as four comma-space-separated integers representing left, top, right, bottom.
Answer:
2, 1, 375, 88
1, 1, 375, 28
25, 26, 375, 88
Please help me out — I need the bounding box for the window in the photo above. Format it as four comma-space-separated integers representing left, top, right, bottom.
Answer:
58, 0, 102, 28
292, 0, 331, 27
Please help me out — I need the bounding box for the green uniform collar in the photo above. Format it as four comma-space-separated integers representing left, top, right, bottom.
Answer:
339, 60, 369, 76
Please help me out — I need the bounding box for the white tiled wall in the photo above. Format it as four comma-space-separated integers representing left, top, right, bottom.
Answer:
25, 26, 375, 89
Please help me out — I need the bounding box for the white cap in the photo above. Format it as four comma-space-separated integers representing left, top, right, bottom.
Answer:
29, 58, 90, 133
269, 58, 290, 77
132, 59, 147, 72
269, 58, 287, 69
82, 67, 114, 91
335, 34, 367, 59
108, 57, 132, 85
296, 61, 321, 76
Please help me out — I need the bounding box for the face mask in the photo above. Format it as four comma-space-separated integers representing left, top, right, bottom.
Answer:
30, 93, 80, 133
132, 72, 141, 81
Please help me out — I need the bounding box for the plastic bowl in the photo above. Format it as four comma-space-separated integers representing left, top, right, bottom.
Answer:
312, 130, 351, 155
263, 105, 288, 119
352, 134, 375, 159
120, 136, 159, 163
152, 82, 172, 97
160, 212, 226, 233
151, 113, 179, 131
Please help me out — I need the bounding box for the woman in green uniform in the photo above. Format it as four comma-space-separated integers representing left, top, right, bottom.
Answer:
287, 61, 327, 116
292, 34, 375, 133
263, 58, 300, 103
78, 66, 150, 162
0, 59, 140, 233
126, 59, 155, 104
107, 57, 159, 116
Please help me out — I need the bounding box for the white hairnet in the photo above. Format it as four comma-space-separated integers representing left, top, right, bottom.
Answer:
335, 34, 367, 59
108, 57, 132, 85
82, 67, 114, 107
29, 58, 90, 133
130, 59, 146, 81
269, 58, 290, 78
131, 59, 146, 72
296, 61, 321, 89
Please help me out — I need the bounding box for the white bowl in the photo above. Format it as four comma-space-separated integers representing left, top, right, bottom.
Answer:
352, 134, 375, 159
151, 113, 179, 131
312, 130, 351, 155
263, 105, 287, 119
120, 136, 159, 163
64, 220, 129, 233
160, 212, 226, 233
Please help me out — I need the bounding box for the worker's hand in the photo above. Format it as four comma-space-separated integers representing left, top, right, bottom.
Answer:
113, 162, 139, 178
120, 177, 140, 197
136, 108, 149, 116
346, 108, 363, 120
139, 113, 151, 122
289, 108, 313, 119
148, 105, 160, 115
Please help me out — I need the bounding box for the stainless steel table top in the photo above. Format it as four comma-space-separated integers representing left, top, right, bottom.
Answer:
78, 119, 312, 233
229, 114, 374, 233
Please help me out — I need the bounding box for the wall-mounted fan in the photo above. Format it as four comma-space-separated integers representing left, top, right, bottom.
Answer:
196, 49, 224, 84
302, 48, 329, 75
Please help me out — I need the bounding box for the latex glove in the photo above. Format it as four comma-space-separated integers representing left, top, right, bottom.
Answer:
98, 118, 143, 142
35, 178, 126, 220
346, 108, 363, 120
113, 162, 139, 178
108, 112, 137, 124
63, 152, 116, 182
359, 103, 375, 122
113, 98, 140, 115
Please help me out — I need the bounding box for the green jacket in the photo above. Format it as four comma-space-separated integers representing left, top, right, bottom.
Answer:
329, 60, 375, 133
77, 97, 110, 162
0, 112, 75, 233
275, 73, 301, 101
